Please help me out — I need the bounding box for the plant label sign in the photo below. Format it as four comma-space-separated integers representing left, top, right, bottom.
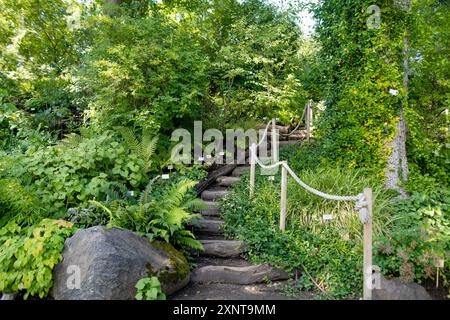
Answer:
162, 174, 170, 180
323, 214, 333, 221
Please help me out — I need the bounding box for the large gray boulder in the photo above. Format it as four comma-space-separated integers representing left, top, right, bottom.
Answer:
373, 276, 432, 300
52, 226, 189, 300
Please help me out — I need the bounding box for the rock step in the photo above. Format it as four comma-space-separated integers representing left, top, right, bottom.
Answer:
201, 189, 229, 201
193, 219, 225, 236
200, 201, 220, 217
231, 166, 250, 177
191, 264, 289, 285
216, 176, 241, 187
256, 124, 290, 134
196, 257, 253, 268
198, 240, 246, 258
169, 282, 299, 300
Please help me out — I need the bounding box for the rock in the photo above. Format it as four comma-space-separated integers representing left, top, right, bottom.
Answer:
216, 176, 241, 187
52, 226, 190, 300
198, 240, 246, 258
200, 201, 220, 217
255, 125, 290, 134
201, 189, 229, 201
191, 264, 289, 285
231, 166, 250, 177
373, 276, 432, 300
193, 219, 224, 236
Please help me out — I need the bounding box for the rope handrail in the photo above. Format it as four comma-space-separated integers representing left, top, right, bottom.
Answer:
285, 103, 308, 136
250, 144, 361, 201
256, 120, 272, 147
249, 133, 373, 300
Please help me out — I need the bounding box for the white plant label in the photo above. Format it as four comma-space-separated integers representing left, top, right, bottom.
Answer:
323, 214, 333, 221
198, 157, 205, 162
162, 174, 170, 180
167, 165, 173, 170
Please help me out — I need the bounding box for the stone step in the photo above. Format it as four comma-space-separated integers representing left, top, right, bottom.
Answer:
196, 257, 253, 268
201, 189, 229, 201
198, 240, 246, 258
256, 125, 290, 134
200, 201, 220, 217
191, 264, 289, 285
231, 166, 250, 177
193, 219, 225, 236
169, 282, 299, 300
216, 176, 241, 187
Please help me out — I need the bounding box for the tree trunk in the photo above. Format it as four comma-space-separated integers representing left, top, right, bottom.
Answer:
384, 0, 410, 196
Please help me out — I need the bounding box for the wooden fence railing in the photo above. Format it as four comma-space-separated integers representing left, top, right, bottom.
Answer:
249, 116, 374, 300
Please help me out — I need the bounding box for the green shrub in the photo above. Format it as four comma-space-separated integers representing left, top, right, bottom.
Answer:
91, 178, 205, 250
0, 219, 75, 299
222, 176, 364, 299
1, 130, 155, 215
375, 190, 450, 286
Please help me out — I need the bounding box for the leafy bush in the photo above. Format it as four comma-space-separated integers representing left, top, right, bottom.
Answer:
220, 143, 397, 299
92, 178, 205, 250
135, 276, 166, 300
375, 190, 450, 286
0, 219, 74, 299
1, 130, 156, 215
222, 176, 364, 299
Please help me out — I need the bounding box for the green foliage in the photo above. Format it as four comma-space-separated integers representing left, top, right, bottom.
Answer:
407, 0, 450, 187
221, 145, 394, 299
312, 0, 407, 174
1, 131, 152, 214
135, 276, 166, 300
375, 190, 450, 286
0, 219, 74, 299
80, 12, 209, 133
92, 178, 205, 250
222, 176, 364, 299
0, 178, 44, 228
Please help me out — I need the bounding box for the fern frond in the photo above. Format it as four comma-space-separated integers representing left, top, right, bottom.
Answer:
139, 176, 159, 205
165, 207, 191, 227
173, 230, 204, 250
60, 133, 84, 149
116, 126, 139, 154
141, 135, 158, 172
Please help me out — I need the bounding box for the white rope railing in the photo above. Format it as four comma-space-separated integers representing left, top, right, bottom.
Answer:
285, 102, 308, 136
256, 120, 272, 147
248, 119, 373, 300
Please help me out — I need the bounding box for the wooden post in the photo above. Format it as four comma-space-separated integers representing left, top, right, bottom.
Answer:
249, 144, 256, 197
271, 118, 278, 163
280, 161, 287, 232
306, 103, 311, 142
363, 188, 373, 300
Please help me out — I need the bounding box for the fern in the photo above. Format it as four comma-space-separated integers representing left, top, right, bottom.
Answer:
0, 178, 44, 228
88, 177, 204, 250
59, 133, 84, 148
116, 126, 140, 154
116, 126, 158, 173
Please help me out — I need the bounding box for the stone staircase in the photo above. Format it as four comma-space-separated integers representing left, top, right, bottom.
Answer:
170, 125, 308, 300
